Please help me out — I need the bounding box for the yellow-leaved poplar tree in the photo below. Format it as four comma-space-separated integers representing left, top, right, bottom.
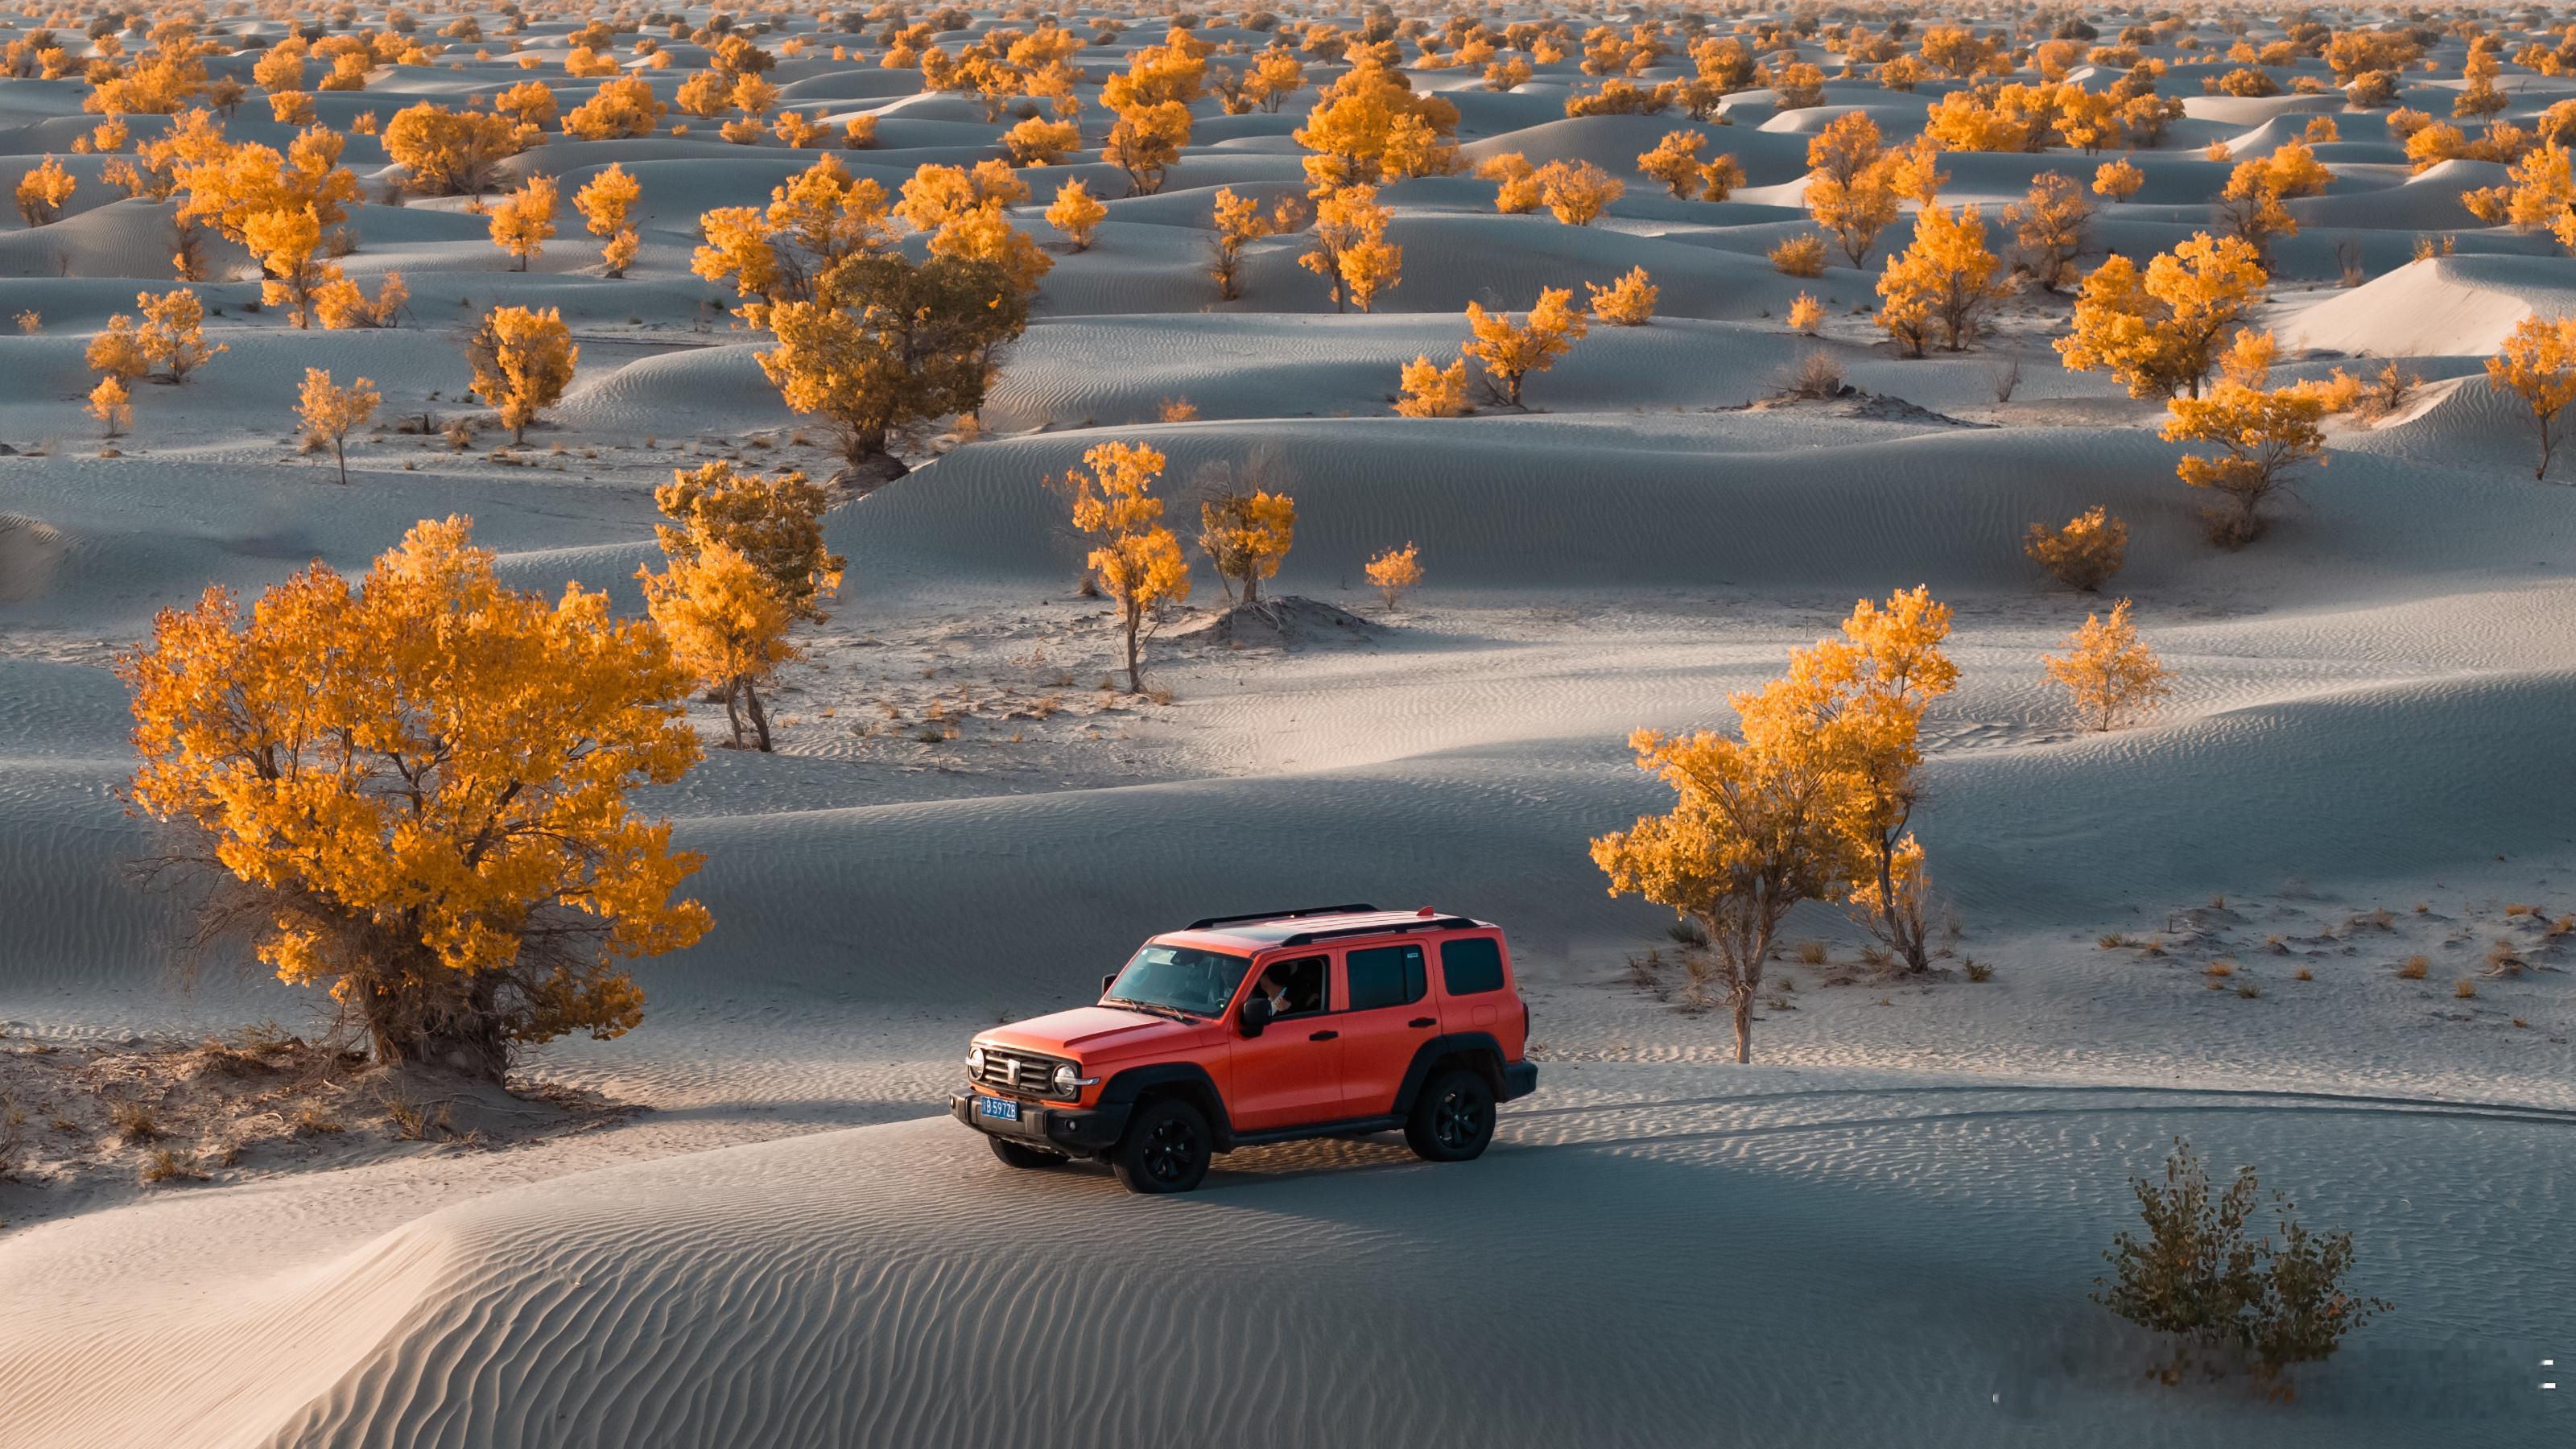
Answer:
89, 376, 133, 438
16, 155, 73, 225
1590, 700, 1856, 1064
652, 460, 845, 621
1876, 203, 2008, 355
1464, 287, 1587, 407
574, 163, 642, 276
1198, 488, 1296, 605
2041, 597, 2171, 730
2161, 378, 2327, 546
1365, 541, 1422, 609
2486, 313, 2576, 479
1396, 355, 1472, 417
118, 515, 710, 1080
1299, 184, 1399, 312
641, 539, 798, 751
464, 304, 577, 444
2057, 233, 2268, 398
1211, 186, 1295, 301
1587, 266, 1657, 325
1046, 176, 1107, 250
1478, 151, 1540, 213
489, 171, 558, 270
2024, 506, 2129, 591
1803, 111, 1901, 265
1535, 158, 1623, 225
1064, 440, 1191, 693
136, 287, 223, 382
296, 366, 379, 485
2005, 171, 2092, 291
1811, 589, 1961, 973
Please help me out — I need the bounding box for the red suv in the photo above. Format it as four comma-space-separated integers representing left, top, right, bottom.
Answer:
947, 905, 1538, 1193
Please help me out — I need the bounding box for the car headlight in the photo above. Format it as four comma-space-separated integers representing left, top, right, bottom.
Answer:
1052, 1062, 1079, 1095
967, 1045, 985, 1078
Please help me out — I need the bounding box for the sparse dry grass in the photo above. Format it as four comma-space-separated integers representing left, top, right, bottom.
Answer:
138, 1149, 207, 1186
2398, 956, 2429, 980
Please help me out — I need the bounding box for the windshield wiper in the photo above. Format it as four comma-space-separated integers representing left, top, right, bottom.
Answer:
1102, 996, 1202, 1023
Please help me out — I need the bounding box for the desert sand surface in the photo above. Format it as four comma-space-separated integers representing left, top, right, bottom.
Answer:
2, 3, 2574, 1446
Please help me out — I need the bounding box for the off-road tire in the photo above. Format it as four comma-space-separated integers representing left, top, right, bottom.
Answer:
989, 1136, 1067, 1170
1112, 1096, 1213, 1194
1403, 1067, 1496, 1162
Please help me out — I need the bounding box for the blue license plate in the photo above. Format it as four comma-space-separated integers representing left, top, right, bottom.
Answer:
976, 1096, 1021, 1122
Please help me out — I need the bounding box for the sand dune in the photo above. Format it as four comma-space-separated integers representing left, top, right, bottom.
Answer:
4, 12, 2574, 1447
5, 1099, 2566, 1449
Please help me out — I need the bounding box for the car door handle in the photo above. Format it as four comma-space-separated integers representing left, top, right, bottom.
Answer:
1408, 1017, 1436, 1029
1308, 1030, 1339, 1042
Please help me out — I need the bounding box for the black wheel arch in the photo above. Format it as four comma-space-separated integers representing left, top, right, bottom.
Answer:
1096, 1061, 1236, 1150
1392, 1032, 1507, 1115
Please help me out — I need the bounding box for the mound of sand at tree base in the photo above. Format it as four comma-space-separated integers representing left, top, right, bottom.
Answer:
2, 1097, 2567, 1448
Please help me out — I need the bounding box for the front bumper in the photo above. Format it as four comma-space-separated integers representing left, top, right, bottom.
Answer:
1500, 1060, 1538, 1101
950, 1092, 1132, 1154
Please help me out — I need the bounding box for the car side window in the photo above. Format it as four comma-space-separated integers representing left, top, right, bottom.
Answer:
1345, 943, 1426, 1012
1441, 937, 1506, 996
1250, 955, 1330, 1018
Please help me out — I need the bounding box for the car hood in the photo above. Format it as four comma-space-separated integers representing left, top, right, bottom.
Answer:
978, 1005, 1211, 1061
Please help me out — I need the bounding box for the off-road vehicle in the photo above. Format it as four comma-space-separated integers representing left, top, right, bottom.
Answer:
948, 905, 1538, 1193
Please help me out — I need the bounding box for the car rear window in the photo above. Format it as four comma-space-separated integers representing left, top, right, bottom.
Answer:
1441, 937, 1506, 996
1344, 943, 1426, 1011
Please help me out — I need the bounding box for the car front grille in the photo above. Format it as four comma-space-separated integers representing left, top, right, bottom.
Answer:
973, 1046, 1070, 1099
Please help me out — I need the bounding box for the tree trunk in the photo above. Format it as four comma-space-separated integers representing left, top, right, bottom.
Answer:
1123, 598, 1145, 694
721, 677, 746, 747
357, 957, 510, 1082
1731, 989, 1754, 1063
743, 676, 774, 752
1242, 570, 1260, 605
332, 436, 349, 485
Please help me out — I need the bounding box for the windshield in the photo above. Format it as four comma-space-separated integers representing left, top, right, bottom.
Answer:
1104, 943, 1252, 1019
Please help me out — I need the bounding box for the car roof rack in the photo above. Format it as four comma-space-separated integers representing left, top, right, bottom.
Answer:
1278, 916, 1479, 947
1187, 902, 1378, 931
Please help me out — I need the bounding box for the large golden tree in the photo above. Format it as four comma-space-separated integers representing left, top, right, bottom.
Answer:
118, 517, 710, 1080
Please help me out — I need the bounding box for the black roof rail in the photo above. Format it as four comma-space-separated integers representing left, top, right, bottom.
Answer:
1279, 916, 1479, 947
1187, 902, 1380, 931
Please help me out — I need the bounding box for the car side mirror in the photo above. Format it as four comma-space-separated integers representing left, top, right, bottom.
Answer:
1101, 972, 1117, 996
1238, 996, 1273, 1038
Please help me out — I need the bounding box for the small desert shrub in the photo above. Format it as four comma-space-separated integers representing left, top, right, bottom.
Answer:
2396, 955, 2429, 980
1157, 396, 1199, 423
2099, 932, 2129, 949
2454, 977, 2478, 999
1963, 958, 1993, 982
2484, 941, 2524, 976
2293, 968, 2313, 981
139, 1149, 207, 1185
382, 1095, 451, 1141
1668, 918, 1709, 948
2206, 960, 2234, 978
1626, 947, 1666, 989
1778, 350, 1843, 400
109, 1099, 163, 1143
2094, 1137, 2391, 1389
2236, 981, 2260, 998
1769, 233, 1827, 277
295, 1104, 346, 1136
1794, 939, 1827, 964
2024, 507, 2128, 592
